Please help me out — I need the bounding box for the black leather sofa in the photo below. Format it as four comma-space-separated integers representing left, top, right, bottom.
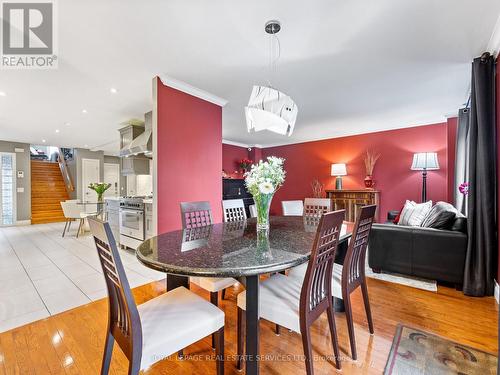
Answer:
368, 214, 468, 287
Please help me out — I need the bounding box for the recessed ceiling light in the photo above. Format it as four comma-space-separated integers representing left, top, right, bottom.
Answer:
84, 144, 88, 148
0, 91, 6, 97
55, 129, 60, 133
82, 109, 88, 114
42, 139, 46, 143
110, 88, 118, 94
64, 122, 71, 126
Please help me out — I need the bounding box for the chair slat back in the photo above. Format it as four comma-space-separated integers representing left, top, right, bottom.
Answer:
180, 201, 213, 229
342, 205, 376, 292
88, 217, 142, 360
222, 199, 247, 222
300, 210, 345, 319
304, 198, 331, 218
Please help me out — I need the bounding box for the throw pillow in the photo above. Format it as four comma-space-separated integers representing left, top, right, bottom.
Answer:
398, 200, 432, 227
421, 201, 458, 229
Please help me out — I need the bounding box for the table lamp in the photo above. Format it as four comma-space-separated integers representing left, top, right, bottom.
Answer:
331, 163, 347, 190
410, 152, 439, 202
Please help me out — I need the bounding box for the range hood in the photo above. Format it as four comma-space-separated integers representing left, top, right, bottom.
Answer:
120, 111, 152, 157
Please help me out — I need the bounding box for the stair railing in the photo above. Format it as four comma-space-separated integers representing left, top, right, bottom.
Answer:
56, 148, 75, 193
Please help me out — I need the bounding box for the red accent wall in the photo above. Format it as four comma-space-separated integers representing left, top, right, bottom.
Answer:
222, 144, 248, 178
262, 123, 454, 222
156, 79, 223, 232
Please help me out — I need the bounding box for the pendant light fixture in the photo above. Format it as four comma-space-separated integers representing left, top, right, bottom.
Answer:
245, 20, 298, 136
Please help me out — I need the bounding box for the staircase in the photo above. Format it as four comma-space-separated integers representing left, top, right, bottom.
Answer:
31, 160, 69, 224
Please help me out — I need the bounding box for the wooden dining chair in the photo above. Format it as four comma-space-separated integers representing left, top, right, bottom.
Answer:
236, 210, 345, 374
180, 201, 237, 346
335, 204, 376, 360
222, 199, 247, 222
303, 198, 332, 218
88, 217, 225, 375
180, 201, 213, 228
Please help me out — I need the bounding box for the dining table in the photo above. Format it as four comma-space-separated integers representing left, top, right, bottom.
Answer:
136, 216, 353, 375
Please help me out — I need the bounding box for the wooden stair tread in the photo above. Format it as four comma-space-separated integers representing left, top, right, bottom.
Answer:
31, 160, 70, 225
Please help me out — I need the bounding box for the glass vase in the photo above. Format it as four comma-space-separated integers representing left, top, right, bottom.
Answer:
97, 192, 104, 202
254, 192, 274, 230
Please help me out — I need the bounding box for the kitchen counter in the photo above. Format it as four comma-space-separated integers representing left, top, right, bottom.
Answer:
104, 196, 121, 201
143, 199, 153, 204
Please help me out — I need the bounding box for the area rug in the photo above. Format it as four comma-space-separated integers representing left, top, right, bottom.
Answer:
384, 325, 497, 375
365, 266, 438, 292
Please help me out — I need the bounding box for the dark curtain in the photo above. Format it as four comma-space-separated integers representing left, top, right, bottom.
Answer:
463, 53, 497, 296
454, 108, 470, 214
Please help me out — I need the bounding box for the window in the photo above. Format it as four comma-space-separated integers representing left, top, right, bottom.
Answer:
0, 153, 16, 225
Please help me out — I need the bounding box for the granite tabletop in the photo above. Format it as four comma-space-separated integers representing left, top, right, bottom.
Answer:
136, 216, 352, 277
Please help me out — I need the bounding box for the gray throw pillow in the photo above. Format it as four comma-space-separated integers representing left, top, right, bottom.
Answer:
398, 200, 433, 227
421, 201, 458, 229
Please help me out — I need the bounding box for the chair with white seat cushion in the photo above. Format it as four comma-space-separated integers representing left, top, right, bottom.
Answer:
88, 217, 225, 375
288, 205, 377, 361
222, 199, 247, 222
248, 204, 257, 218
281, 200, 304, 216
236, 210, 345, 374
60, 200, 95, 238
180, 201, 237, 347
304, 198, 332, 218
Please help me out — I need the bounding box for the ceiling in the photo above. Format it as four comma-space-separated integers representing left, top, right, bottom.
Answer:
0, 0, 499, 154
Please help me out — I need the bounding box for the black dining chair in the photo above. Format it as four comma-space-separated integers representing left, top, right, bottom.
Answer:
236, 210, 345, 374
88, 217, 225, 375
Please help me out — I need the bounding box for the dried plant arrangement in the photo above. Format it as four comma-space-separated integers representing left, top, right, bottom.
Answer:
364, 150, 380, 176
311, 179, 324, 198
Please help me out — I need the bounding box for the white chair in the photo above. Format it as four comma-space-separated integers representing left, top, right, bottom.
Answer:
222, 199, 247, 222
60, 201, 95, 238
282, 200, 304, 216
249, 204, 257, 218
88, 218, 225, 375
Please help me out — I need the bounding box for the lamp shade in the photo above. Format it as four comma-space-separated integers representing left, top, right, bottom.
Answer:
410, 152, 440, 170
331, 163, 347, 176
245, 85, 298, 136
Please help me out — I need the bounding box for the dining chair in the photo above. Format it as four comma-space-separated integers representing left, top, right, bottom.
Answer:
248, 204, 257, 218
303, 198, 332, 218
88, 217, 225, 375
222, 199, 247, 222
236, 210, 345, 374
334, 204, 376, 360
60, 200, 94, 238
180, 201, 237, 345
282, 200, 304, 216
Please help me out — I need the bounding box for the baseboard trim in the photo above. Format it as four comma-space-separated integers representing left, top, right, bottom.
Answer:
16, 220, 31, 226
495, 280, 499, 304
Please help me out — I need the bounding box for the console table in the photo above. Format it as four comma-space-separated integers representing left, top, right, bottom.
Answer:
325, 189, 380, 222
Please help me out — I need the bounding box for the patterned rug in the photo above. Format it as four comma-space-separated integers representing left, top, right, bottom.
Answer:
384, 325, 497, 374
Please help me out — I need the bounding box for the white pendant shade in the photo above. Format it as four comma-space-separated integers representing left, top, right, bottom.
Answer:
245, 85, 298, 136
410, 152, 440, 170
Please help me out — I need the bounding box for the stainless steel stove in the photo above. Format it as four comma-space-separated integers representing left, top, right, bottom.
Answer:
119, 196, 148, 248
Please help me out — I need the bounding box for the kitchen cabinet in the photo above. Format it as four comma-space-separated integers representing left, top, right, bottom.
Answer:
105, 198, 120, 243
145, 203, 154, 239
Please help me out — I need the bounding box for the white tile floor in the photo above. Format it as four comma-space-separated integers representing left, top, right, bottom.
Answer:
0, 222, 165, 333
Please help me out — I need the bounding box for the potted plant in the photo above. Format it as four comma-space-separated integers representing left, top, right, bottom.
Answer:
363, 151, 380, 189
88, 182, 111, 202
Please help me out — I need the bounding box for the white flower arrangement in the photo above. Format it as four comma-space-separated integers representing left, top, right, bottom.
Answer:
244, 156, 286, 196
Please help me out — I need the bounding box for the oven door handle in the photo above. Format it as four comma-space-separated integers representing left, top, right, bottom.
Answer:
121, 209, 144, 216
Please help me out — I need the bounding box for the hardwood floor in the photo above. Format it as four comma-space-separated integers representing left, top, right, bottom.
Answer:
0, 278, 497, 374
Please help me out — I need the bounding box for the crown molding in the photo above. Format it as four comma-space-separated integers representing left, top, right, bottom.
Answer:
222, 139, 249, 148
487, 14, 500, 57
158, 75, 228, 107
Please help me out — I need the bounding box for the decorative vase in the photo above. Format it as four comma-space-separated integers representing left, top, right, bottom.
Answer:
364, 175, 374, 188
97, 192, 104, 202
254, 192, 274, 230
